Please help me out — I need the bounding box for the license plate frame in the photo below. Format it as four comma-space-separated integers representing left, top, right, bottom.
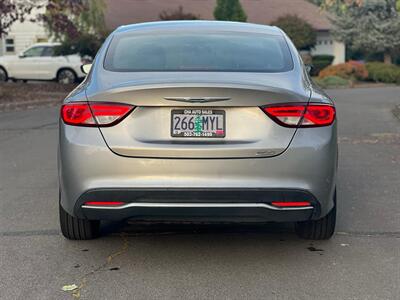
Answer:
171, 109, 226, 138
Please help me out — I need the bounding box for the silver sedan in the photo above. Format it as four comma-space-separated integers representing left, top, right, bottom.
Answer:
58, 21, 337, 240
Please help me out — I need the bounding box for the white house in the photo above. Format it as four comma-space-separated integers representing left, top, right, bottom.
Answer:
0, 7, 48, 56
312, 31, 345, 64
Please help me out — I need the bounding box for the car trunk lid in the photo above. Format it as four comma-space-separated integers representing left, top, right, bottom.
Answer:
86, 72, 310, 158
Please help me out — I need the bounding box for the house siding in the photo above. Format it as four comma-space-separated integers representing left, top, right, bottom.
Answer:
0, 8, 47, 56
312, 32, 345, 64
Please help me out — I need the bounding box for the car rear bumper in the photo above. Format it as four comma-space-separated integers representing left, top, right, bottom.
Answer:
75, 188, 319, 222
59, 122, 337, 222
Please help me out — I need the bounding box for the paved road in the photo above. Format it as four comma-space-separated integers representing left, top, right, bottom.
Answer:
0, 87, 399, 300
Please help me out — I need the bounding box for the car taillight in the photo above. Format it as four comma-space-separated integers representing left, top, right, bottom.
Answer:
83, 201, 125, 206
271, 201, 312, 207
61, 102, 134, 127
262, 104, 335, 127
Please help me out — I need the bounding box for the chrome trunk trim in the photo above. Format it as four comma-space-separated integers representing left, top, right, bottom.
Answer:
163, 97, 231, 103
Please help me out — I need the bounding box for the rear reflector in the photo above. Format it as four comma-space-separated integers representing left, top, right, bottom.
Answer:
271, 201, 311, 207
262, 104, 335, 127
61, 102, 134, 127
84, 201, 125, 206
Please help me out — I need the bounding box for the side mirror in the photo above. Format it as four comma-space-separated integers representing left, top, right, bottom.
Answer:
18, 53, 26, 59
305, 64, 314, 74
81, 63, 92, 75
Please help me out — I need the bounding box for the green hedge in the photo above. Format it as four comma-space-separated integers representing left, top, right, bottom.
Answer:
313, 55, 335, 61
365, 62, 400, 84
311, 55, 335, 76
313, 76, 349, 89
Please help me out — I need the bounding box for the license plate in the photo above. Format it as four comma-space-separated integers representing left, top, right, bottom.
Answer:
171, 109, 226, 138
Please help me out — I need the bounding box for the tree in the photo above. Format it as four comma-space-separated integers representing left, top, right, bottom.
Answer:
307, 0, 325, 5
332, 0, 400, 64
307, 0, 364, 12
325, 0, 364, 12
160, 6, 199, 20
271, 15, 317, 50
40, 0, 107, 58
214, 0, 247, 22
0, 0, 43, 38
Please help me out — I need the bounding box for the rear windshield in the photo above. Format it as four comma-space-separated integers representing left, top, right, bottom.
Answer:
104, 32, 293, 72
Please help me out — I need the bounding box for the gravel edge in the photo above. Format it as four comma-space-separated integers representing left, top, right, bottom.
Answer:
393, 104, 400, 121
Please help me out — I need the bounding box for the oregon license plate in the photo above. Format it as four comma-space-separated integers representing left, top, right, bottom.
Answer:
171, 109, 226, 138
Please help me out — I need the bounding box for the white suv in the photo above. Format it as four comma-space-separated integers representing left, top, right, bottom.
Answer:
0, 43, 86, 84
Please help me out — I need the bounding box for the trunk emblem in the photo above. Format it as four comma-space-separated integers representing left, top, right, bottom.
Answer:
164, 97, 231, 103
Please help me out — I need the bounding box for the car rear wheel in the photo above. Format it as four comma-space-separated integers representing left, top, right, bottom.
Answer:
295, 192, 336, 240
57, 69, 76, 84
59, 203, 100, 240
0, 67, 8, 82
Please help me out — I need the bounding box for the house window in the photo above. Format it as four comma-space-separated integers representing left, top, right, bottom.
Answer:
5, 38, 15, 53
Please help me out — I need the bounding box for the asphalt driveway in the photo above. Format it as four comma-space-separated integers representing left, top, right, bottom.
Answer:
0, 87, 399, 299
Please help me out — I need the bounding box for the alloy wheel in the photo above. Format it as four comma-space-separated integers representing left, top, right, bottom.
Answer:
58, 70, 76, 84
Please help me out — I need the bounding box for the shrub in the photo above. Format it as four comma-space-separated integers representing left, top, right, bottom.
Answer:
314, 76, 349, 89
271, 15, 316, 50
365, 62, 400, 84
311, 55, 335, 76
319, 61, 368, 81
159, 6, 199, 20
55, 33, 106, 58
313, 55, 335, 61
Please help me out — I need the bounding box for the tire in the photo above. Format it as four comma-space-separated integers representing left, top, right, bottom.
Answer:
57, 69, 77, 84
295, 192, 336, 240
59, 203, 100, 240
0, 67, 8, 82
